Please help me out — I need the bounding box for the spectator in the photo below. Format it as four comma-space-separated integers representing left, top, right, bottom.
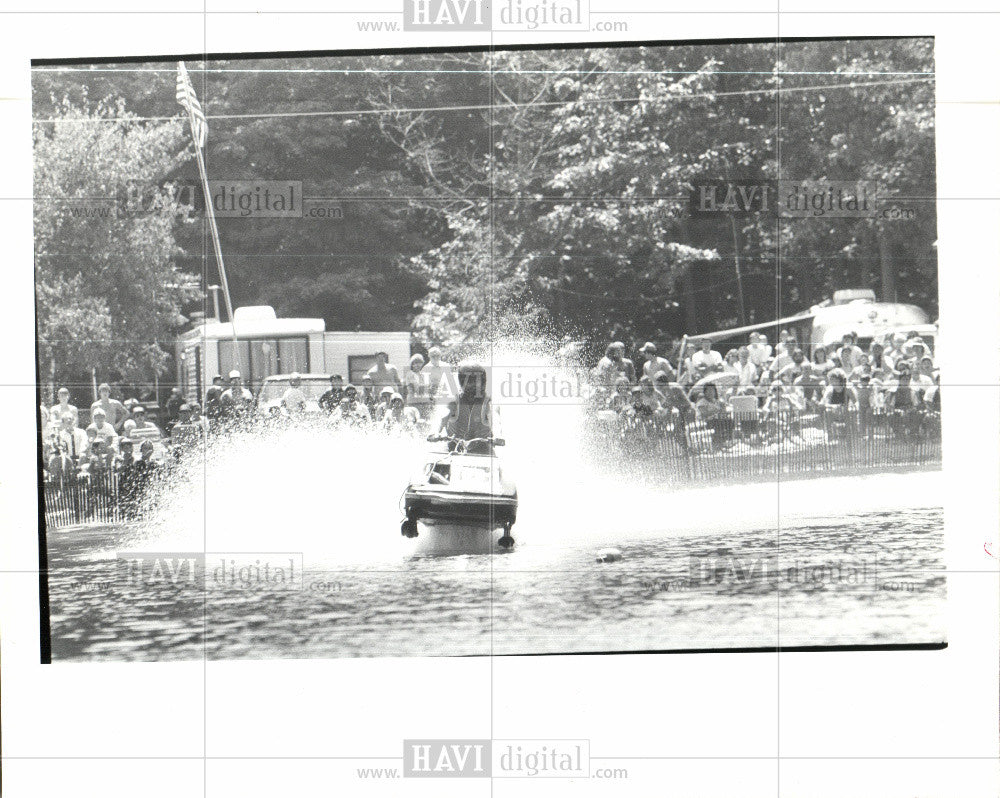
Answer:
342, 385, 371, 423
365, 352, 402, 395
382, 393, 421, 432
854, 374, 879, 432
51, 387, 79, 428
696, 383, 733, 445
425, 346, 457, 406
332, 395, 370, 426
594, 341, 637, 387
115, 437, 135, 467
695, 383, 725, 422
55, 411, 89, 463
219, 370, 254, 420
86, 437, 115, 475
281, 373, 307, 415
776, 349, 807, 383
115, 438, 140, 518
171, 404, 206, 448
656, 374, 696, 449
774, 329, 793, 357
404, 354, 432, 417
134, 441, 160, 490
736, 346, 758, 390
204, 376, 224, 419
358, 377, 379, 417
375, 387, 394, 422
656, 375, 694, 418
887, 363, 917, 411
204, 386, 223, 421
723, 349, 740, 375
912, 356, 938, 406
748, 332, 772, 369
883, 331, 909, 371
689, 338, 724, 376
127, 405, 162, 437
633, 376, 662, 417
820, 368, 857, 412
606, 376, 634, 413
793, 363, 824, 405
319, 374, 345, 412
868, 342, 888, 372
165, 387, 185, 427
187, 403, 210, 435
86, 407, 119, 450
763, 381, 803, 416
639, 342, 675, 382
849, 352, 873, 384
886, 363, 925, 438
92, 383, 128, 432
903, 337, 930, 370
837, 333, 864, 372
811, 346, 835, 377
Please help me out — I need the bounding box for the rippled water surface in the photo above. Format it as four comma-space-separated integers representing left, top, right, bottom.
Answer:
45, 351, 945, 661
47, 484, 944, 661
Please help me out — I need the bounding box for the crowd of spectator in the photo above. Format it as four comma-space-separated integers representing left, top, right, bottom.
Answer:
589, 328, 941, 451
41, 348, 464, 518
41, 330, 942, 522
198, 347, 458, 434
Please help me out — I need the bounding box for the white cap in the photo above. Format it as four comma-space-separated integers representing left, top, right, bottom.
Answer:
229, 370, 241, 379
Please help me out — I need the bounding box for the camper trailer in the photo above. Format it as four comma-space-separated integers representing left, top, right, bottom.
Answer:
175, 306, 411, 401
686, 290, 933, 357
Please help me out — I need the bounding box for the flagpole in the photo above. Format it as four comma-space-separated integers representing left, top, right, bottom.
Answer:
179, 62, 243, 378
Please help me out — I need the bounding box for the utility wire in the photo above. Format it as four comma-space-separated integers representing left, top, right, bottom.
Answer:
33, 76, 934, 124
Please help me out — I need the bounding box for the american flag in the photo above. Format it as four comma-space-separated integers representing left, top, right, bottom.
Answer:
176, 61, 207, 149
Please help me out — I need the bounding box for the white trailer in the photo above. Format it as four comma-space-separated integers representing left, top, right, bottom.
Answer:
175, 305, 411, 401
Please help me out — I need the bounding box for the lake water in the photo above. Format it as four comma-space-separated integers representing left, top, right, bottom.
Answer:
46, 472, 945, 661
44, 351, 945, 661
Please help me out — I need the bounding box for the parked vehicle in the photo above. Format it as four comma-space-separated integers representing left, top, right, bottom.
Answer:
255, 373, 333, 416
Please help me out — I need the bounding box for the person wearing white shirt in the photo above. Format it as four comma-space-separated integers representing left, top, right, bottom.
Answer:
55, 412, 89, 462
689, 338, 724, 373
86, 407, 119, 451
736, 347, 758, 389
50, 387, 79, 430
425, 346, 458, 407
404, 354, 433, 418
747, 333, 772, 368
281, 373, 308, 414
837, 333, 864, 372
639, 342, 675, 382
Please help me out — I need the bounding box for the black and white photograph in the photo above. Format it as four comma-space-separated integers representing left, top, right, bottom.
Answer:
33, 36, 945, 660
3, 4, 999, 796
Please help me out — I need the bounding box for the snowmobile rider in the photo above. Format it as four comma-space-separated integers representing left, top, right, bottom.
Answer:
438, 361, 496, 450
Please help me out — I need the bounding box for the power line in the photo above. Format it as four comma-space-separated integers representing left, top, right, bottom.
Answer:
32, 76, 934, 124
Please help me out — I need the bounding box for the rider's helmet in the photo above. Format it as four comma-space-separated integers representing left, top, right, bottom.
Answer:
456, 360, 488, 402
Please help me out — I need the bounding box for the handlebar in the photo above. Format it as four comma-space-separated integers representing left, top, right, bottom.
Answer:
426, 434, 505, 448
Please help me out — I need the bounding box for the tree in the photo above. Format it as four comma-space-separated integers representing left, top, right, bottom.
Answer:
34, 98, 201, 396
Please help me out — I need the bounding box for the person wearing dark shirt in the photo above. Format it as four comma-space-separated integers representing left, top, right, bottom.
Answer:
115, 439, 139, 518
319, 374, 345, 412
218, 371, 254, 422
165, 387, 184, 428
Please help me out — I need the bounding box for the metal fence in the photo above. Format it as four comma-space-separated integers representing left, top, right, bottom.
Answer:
43, 469, 151, 529
592, 407, 941, 485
